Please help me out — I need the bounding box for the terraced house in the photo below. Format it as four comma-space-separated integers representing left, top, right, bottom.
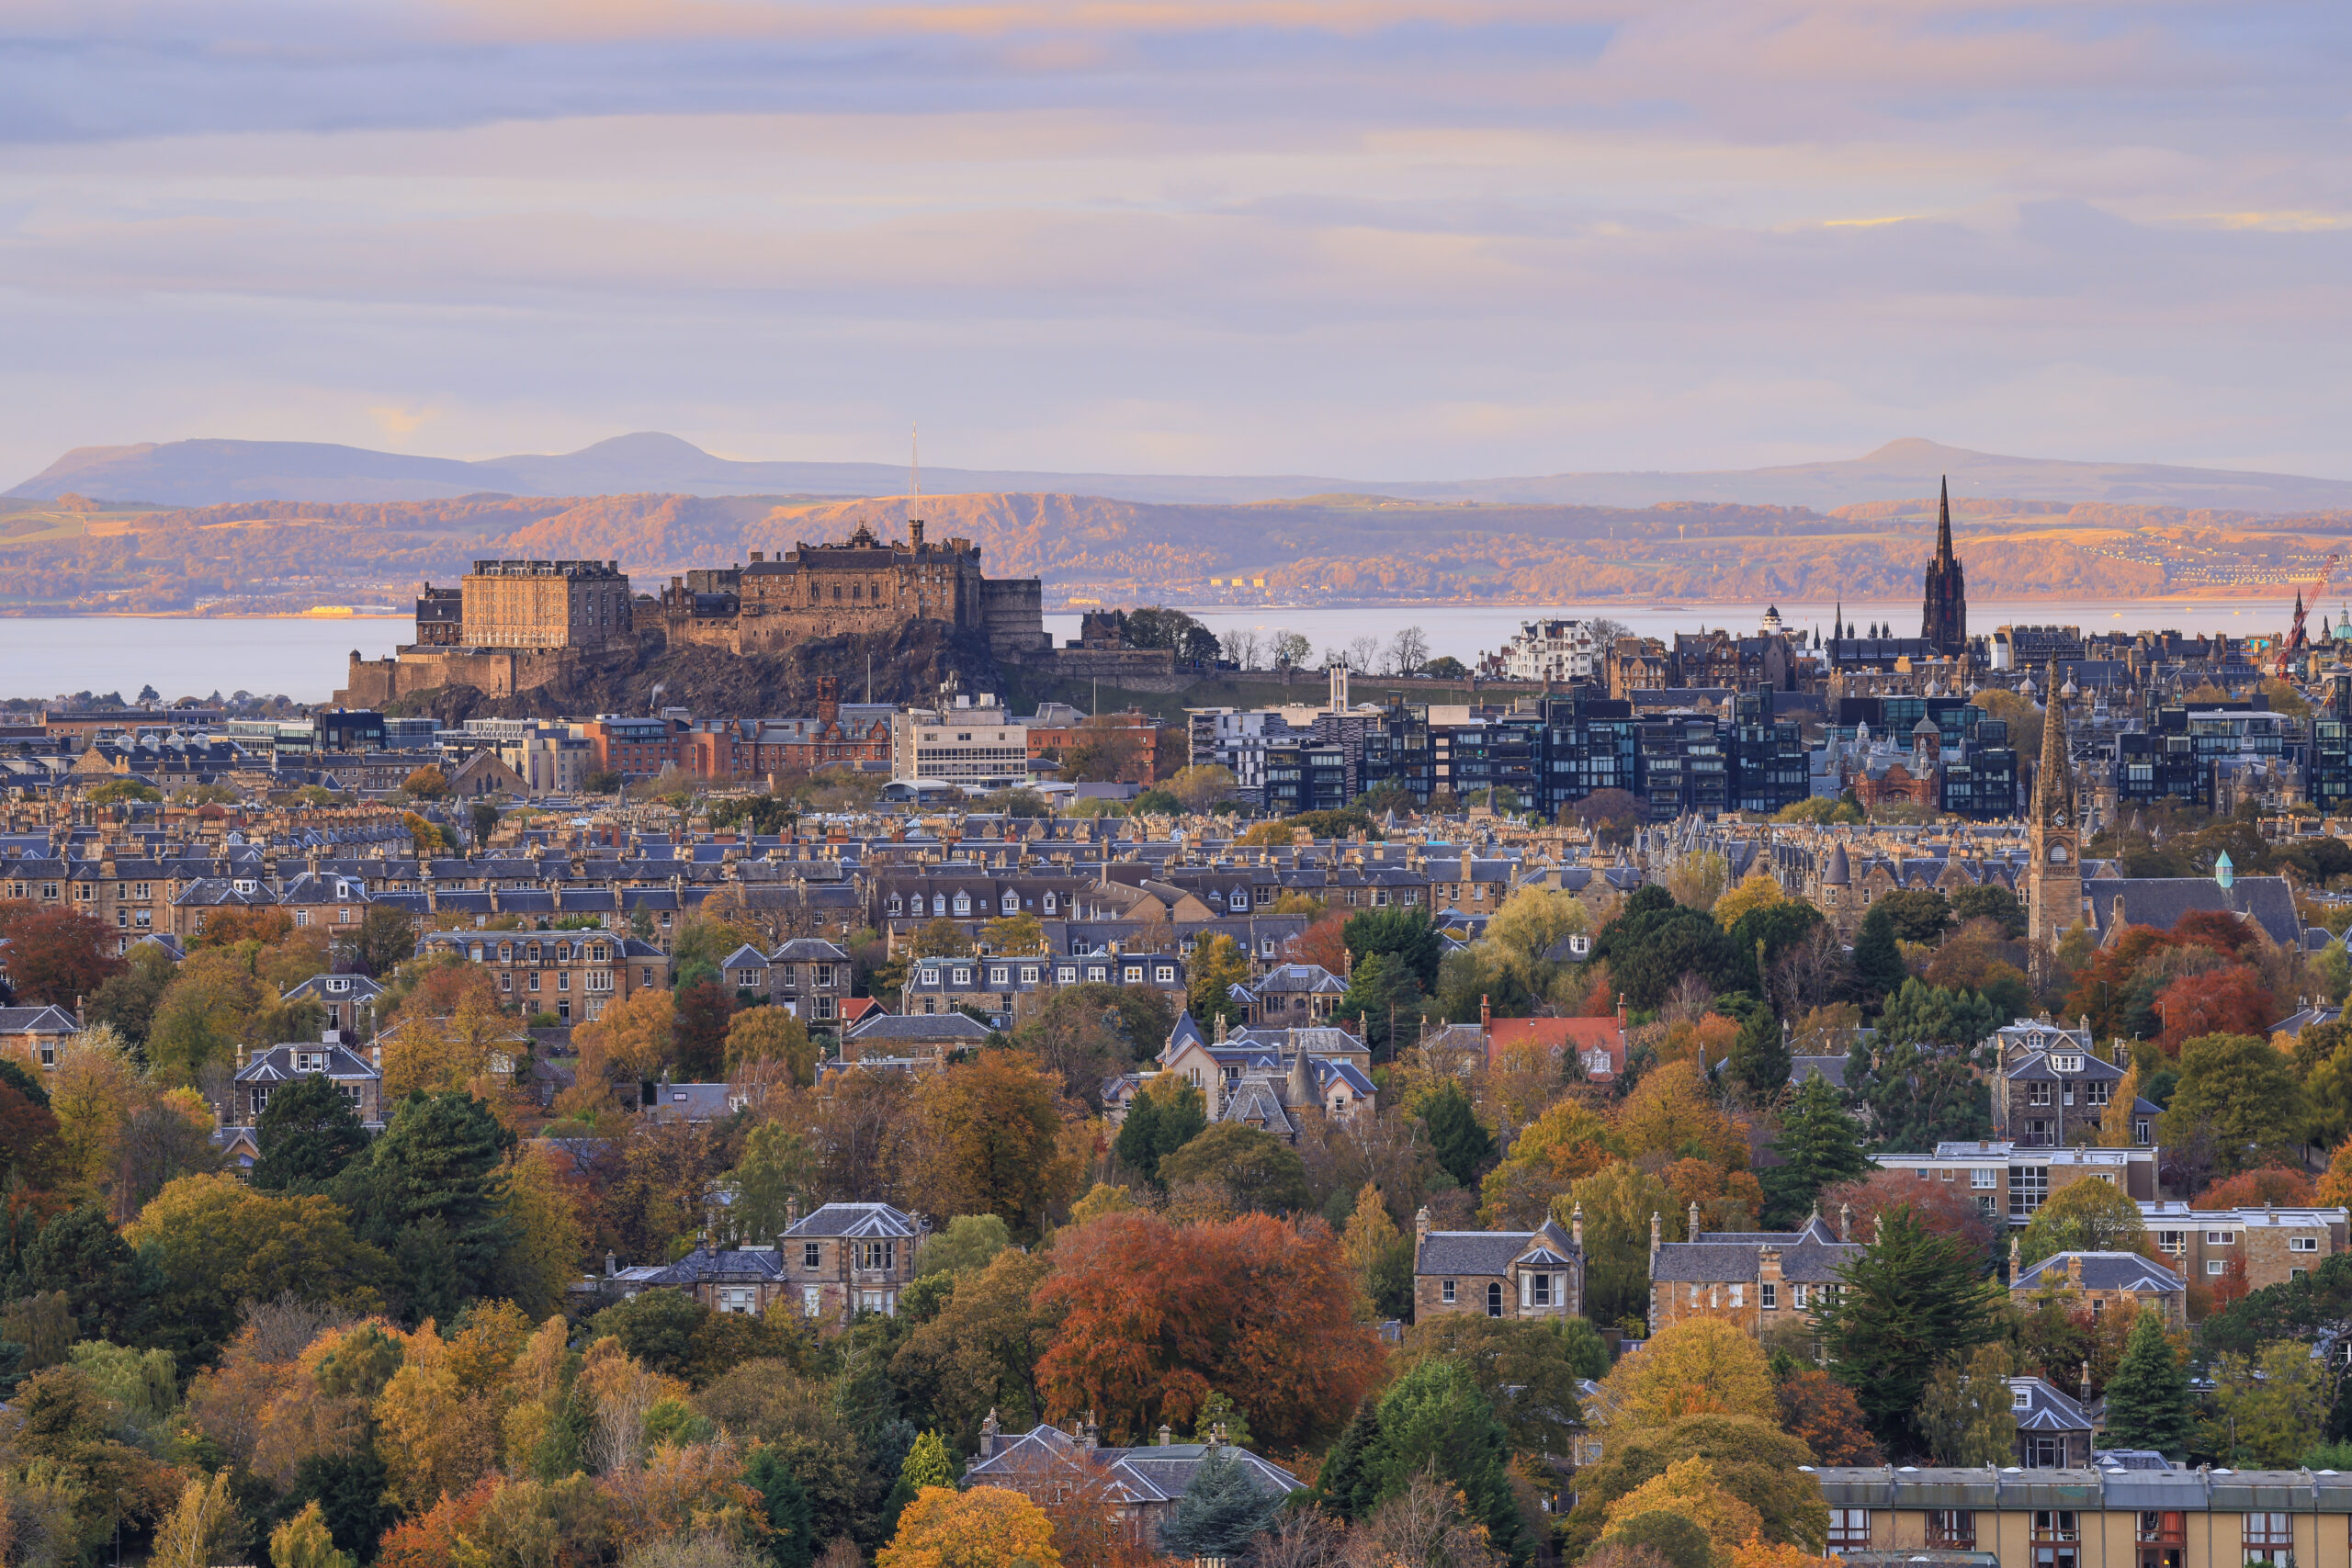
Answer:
419, 928, 672, 1022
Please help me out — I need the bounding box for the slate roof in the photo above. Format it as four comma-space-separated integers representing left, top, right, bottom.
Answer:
847, 1012, 993, 1043
0, 1004, 81, 1036
1415, 1218, 1578, 1278
638, 1244, 786, 1286
1250, 963, 1346, 995
2013, 1251, 2186, 1296
782, 1201, 922, 1240
281, 973, 385, 1006
233, 1040, 379, 1084
1216, 1074, 1297, 1138
965, 1424, 1302, 1507
2008, 1375, 2094, 1433
2085, 874, 2301, 949
2270, 1002, 2345, 1038
1649, 1213, 1860, 1283
1790, 1055, 1850, 1089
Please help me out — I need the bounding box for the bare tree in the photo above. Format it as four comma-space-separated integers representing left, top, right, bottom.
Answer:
1348, 634, 1383, 671
1772, 924, 1852, 1017
1272, 630, 1314, 666
1389, 626, 1431, 676
1222, 628, 1264, 670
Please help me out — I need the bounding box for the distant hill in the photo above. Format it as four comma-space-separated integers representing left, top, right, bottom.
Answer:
15, 433, 2352, 513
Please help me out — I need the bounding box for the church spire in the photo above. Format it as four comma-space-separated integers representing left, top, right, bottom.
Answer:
2036, 657, 2073, 823
1937, 474, 1954, 563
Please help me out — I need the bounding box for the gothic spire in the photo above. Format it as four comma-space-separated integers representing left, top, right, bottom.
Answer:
2036, 657, 2073, 821
1937, 474, 1954, 563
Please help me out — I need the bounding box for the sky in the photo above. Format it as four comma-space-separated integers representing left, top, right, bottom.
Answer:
3, 0, 2349, 486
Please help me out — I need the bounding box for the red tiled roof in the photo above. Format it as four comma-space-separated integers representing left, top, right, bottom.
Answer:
1486, 1016, 1626, 1075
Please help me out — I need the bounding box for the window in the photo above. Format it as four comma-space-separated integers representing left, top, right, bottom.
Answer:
2009, 1163, 2048, 1219
803, 1287, 824, 1317
1529, 1273, 1553, 1307
804, 1243, 821, 1269
2208, 1230, 2236, 1246
1442, 1280, 1456, 1303
2028, 1081, 2053, 1106
2293, 1235, 2320, 1252
1928, 1512, 1976, 1550
1792, 1283, 1808, 1310
2245, 1513, 2293, 1564
1760, 1282, 1777, 1310
2052, 1055, 2083, 1073
1826, 1511, 1871, 1551
2208, 1259, 2227, 1275
1972, 1168, 1996, 1190
2138, 1512, 2185, 1546
2086, 1080, 2109, 1106
2033, 1512, 2078, 1541
1728, 1284, 1744, 1307
2013, 1386, 2032, 1410
1486, 1282, 1503, 1317
858, 1240, 896, 1272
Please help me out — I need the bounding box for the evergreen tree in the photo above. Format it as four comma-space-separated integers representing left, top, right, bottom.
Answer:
746, 1446, 815, 1568
1815, 1205, 2007, 1452
1420, 1080, 1495, 1189
251, 1072, 371, 1191
1851, 905, 1905, 1007
345, 1090, 518, 1321
1343, 907, 1444, 990
881, 1428, 958, 1539
1369, 1358, 1526, 1561
1159, 1451, 1284, 1561
1760, 1076, 1869, 1227
285, 1450, 393, 1564
1112, 1093, 1162, 1179
1313, 1398, 1384, 1521
12, 1202, 156, 1343
1726, 1003, 1791, 1106
1339, 953, 1425, 1059
2103, 1307, 2194, 1459
1114, 1082, 1207, 1186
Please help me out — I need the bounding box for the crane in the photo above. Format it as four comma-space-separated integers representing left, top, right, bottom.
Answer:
2282, 551, 2340, 677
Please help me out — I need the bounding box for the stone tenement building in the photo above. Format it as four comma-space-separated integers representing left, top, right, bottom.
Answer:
659, 519, 1049, 660
341, 558, 639, 705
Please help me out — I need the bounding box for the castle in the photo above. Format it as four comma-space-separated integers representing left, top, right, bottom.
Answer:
336, 521, 1051, 706
657, 519, 1047, 659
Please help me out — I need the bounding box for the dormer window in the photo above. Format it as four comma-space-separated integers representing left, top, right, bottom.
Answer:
1043, 892, 1057, 914
2052, 1055, 2083, 1074
296, 1052, 325, 1073
2012, 1387, 2031, 1410
952, 893, 971, 916
888, 894, 903, 915
1001, 890, 1019, 914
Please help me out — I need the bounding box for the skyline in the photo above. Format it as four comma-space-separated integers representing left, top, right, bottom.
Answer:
6, 2, 2350, 487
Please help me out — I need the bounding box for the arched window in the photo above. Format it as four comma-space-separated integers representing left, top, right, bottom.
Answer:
2048, 844, 2070, 863
1487, 1282, 1505, 1317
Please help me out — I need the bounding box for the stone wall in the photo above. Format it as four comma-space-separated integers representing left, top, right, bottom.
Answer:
334, 647, 576, 706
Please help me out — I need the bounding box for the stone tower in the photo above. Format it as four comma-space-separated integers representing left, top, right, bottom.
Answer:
1921, 476, 1968, 657
2028, 659, 2082, 966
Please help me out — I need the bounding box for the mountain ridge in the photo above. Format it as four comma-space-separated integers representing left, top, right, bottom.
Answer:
15, 434, 2352, 513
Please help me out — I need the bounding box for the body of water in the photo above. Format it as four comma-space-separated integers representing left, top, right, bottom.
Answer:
0, 597, 2315, 704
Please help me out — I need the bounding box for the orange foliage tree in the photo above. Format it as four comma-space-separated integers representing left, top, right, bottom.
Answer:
2192, 1165, 2316, 1209
1285, 914, 1350, 976
1032, 1210, 1381, 1447
375, 1475, 498, 1568
908, 1052, 1082, 1240
1817, 1169, 1998, 1265
880, 1486, 1061, 1568
2154, 967, 2279, 1055
1775, 1370, 1882, 1466
1596, 1318, 1777, 1427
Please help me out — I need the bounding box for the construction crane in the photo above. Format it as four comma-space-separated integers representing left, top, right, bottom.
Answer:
2281, 551, 2341, 677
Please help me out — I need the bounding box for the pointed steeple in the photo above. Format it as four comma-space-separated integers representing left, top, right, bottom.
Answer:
1936, 474, 1954, 563
2036, 657, 2073, 825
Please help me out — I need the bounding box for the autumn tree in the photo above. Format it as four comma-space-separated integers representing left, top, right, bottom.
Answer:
1188, 934, 1253, 1028
402, 764, 450, 799
1566, 1161, 1679, 1330
0, 901, 125, 1006
728, 1007, 818, 1088
2153, 967, 2279, 1054
1600, 1318, 1777, 1428
1341, 1184, 1414, 1321
1917, 1343, 2018, 1466
2160, 1032, 2307, 1179
878, 1486, 1060, 1568
1479, 1099, 1619, 1228
907, 1052, 1080, 1239
1774, 1370, 1881, 1465
1033, 1210, 1380, 1447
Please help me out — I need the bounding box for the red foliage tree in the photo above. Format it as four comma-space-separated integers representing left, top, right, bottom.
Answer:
374, 1475, 496, 1568
2154, 966, 2278, 1055
0, 1076, 71, 1227
671, 977, 736, 1079
2193, 1165, 2317, 1210
2171, 909, 2262, 963
2060, 925, 2176, 1038
1775, 1369, 1882, 1466
1816, 1168, 1998, 1267
1033, 1210, 1382, 1448
191, 906, 295, 950
0, 901, 124, 1007
1285, 915, 1349, 977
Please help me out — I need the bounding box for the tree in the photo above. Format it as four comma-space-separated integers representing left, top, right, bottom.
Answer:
356, 904, 419, 976
883, 1429, 960, 1532
1342, 1184, 1415, 1322
271, 1500, 356, 1568
1159, 1123, 1313, 1214
1572, 789, 1647, 847
13, 1202, 154, 1343
728, 1008, 819, 1087
153, 1469, 246, 1568
2103, 1307, 2193, 1459
1563, 1414, 1826, 1559
2152, 967, 2279, 1054
1479, 1098, 1619, 1228
1155, 1450, 1284, 1560
1166, 765, 1239, 811
1394, 1315, 1587, 1457
917, 1213, 1012, 1278
403, 765, 450, 799
1816, 1170, 1996, 1266
1598, 896, 1755, 1011
85, 942, 179, 1045
1363, 1359, 1525, 1562
251, 1072, 372, 1190
2160, 1032, 2307, 1179
745, 1445, 815, 1568
1600, 1318, 1777, 1428
0, 901, 123, 1006
1340, 952, 1424, 1057
728, 1122, 817, 1243
1949, 884, 2027, 939
1566, 1162, 1679, 1330
1111, 1075, 1207, 1186
345, 1090, 519, 1324
2206, 1341, 2332, 1467
1775, 1369, 1881, 1465
1345, 908, 1444, 991
877, 1486, 1060, 1568
908, 1053, 1081, 1239
1760, 1076, 1868, 1227
1034, 1211, 1381, 1447
1815, 1205, 2007, 1451
980, 911, 1046, 955
1188, 934, 1252, 1029
1849, 906, 1905, 1006
1420, 1079, 1496, 1189
1713, 872, 1786, 932
2014, 1175, 2155, 1268
1605, 1458, 1764, 1559
1487, 887, 1589, 967
1917, 1342, 2018, 1466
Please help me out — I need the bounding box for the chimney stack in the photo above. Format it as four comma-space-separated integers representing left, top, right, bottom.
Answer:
1415, 1206, 1431, 1246
1688, 1200, 1702, 1241
1571, 1202, 1585, 1248
1649, 1211, 1662, 1266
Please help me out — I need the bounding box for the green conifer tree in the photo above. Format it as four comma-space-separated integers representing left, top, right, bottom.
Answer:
1761, 1074, 1870, 1227
1421, 1080, 1496, 1189
1851, 904, 1906, 1007
1313, 1399, 1385, 1521
1815, 1206, 2007, 1451
746, 1445, 815, 1568
2102, 1307, 2194, 1459
1159, 1452, 1283, 1561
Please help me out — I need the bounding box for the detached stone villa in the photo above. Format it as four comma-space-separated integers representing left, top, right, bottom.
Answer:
1412, 1208, 1585, 1320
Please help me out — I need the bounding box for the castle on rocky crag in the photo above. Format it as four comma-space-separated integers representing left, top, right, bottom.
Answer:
334, 519, 1062, 707
657, 519, 1048, 660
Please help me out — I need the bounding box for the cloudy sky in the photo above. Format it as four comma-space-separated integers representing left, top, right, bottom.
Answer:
4, 0, 2347, 485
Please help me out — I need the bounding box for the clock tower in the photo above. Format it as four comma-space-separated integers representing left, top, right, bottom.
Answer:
2028, 660, 2082, 965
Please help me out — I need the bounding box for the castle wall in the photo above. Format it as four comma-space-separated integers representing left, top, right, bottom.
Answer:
981, 579, 1049, 657
335, 647, 576, 705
